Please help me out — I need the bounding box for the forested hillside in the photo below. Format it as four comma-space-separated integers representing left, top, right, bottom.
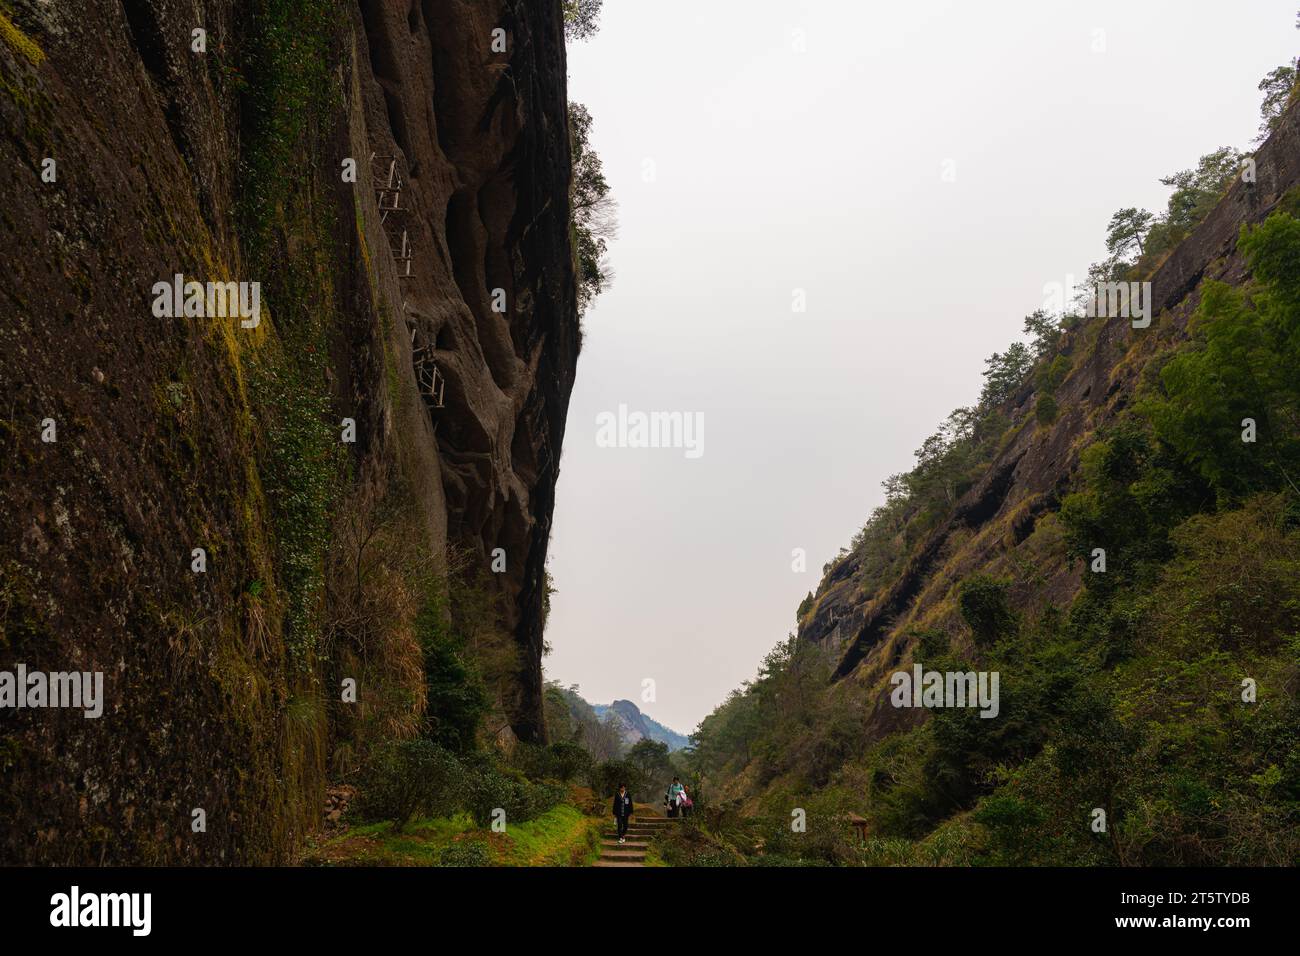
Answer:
683, 66, 1300, 867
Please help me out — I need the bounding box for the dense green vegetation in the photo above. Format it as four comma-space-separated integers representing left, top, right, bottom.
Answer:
353, 738, 570, 831
326, 723, 618, 866
237, 0, 346, 666
1148, 215, 1300, 498
412, 565, 493, 754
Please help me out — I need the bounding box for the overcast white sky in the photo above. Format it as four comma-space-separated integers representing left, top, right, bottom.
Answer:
543, 0, 1298, 734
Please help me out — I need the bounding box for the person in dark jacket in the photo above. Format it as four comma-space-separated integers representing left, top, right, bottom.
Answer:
612, 784, 634, 843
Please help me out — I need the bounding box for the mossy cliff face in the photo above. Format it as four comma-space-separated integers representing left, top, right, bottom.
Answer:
0, 0, 578, 864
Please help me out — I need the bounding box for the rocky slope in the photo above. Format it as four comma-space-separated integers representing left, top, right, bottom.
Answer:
0, 0, 578, 864
799, 97, 1300, 730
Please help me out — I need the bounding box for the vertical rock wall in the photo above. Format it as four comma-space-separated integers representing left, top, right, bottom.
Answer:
0, 0, 578, 864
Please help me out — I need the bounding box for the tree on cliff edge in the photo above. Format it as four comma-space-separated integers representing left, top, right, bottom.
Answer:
1254, 10, 1300, 142
569, 102, 617, 316
564, 0, 603, 41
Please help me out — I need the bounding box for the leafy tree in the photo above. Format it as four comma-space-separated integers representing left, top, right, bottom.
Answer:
957, 574, 1016, 647
1022, 309, 1062, 358
1256, 63, 1297, 142
1154, 147, 1242, 242
1035, 393, 1059, 425
1074, 258, 1126, 314
1050, 690, 1143, 864
543, 683, 575, 740
419, 621, 489, 754
978, 342, 1033, 408
354, 740, 465, 830
563, 0, 603, 41
512, 739, 593, 781
1108, 147, 1247, 270
881, 472, 909, 504
589, 758, 650, 801
569, 102, 617, 316
1145, 212, 1300, 499
1057, 420, 1200, 642
465, 761, 565, 826
547, 741, 593, 781
1105, 207, 1154, 261
415, 581, 490, 754
627, 738, 673, 788
909, 407, 978, 506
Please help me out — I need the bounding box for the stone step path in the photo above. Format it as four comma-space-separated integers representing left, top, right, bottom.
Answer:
592, 814, 676, 868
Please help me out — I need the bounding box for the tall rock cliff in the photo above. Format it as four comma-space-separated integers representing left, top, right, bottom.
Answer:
0, 0, 579, 863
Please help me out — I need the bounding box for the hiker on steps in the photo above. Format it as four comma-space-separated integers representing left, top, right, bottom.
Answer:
613, 783, 634, 844
667, 776, 685, 816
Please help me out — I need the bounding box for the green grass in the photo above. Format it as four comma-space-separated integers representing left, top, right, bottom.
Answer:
303, 803, 605, 867
496, 804, 603, 866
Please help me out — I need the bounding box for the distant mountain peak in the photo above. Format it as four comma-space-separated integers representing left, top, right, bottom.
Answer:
592, 699, 690, 752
